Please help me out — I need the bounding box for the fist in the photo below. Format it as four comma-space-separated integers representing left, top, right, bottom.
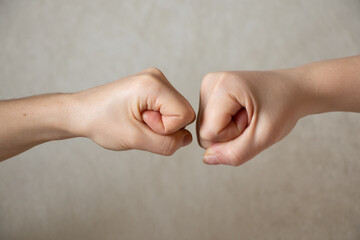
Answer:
74, 68, 196, 156
197, 70, 303, 166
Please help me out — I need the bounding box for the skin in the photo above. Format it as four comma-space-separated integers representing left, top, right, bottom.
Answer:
0, 68, 196, 161
197, 55, 360, 166
1, 56, 359, 164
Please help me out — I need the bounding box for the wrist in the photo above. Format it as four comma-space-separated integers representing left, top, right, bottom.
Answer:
37, 93, 85, 141
277, 62, 343, 119
272, 67, 318, 120
289, 57, 360, 116
57, 93, 88, 139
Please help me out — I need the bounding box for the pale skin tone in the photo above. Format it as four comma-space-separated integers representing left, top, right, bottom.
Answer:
1, 56, 360, 164
197, 55, 360, 166
0, 68, 196, 161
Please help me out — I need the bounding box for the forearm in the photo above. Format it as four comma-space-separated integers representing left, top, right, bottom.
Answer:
0, 93, 79, 161
290, 56, 360, 117
0, 68, 196, 161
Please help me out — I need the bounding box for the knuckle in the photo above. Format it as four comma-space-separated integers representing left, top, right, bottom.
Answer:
201, 72, 217, 89
160, 136, 177, 156
197, 139, 205, 149
143, 67, 165, 79
201, 72, 236, 95
202, 72, 217, 82
199, 127, 217, 141
225, 145, 243, 166
182, 107, 196, 125
136, 73, 163, 91
171, 101, 196, 127
198, 139, 212, 149
145, 67, 163, 75
141, 72, 159, 83
189, 109, 196, 123
212, 72, 234, 88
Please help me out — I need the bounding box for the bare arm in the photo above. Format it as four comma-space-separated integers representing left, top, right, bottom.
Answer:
0, 94, 76, 160
0, 68, 195, 161
299, 55, 360, 115
197, 55, 360, 166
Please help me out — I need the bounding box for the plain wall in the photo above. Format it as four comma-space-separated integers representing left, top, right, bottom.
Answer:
1, 0, 360, 239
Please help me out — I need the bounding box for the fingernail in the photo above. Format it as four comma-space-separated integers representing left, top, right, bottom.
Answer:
203, 150, 219, 165
183, 134, 192, 146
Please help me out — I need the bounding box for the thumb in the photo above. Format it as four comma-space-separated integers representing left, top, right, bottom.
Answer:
139, 68, 195, 135
203, 125, 258, 166
134, 122, 193, 156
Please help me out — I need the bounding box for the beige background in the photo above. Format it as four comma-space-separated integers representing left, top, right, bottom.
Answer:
1, 0, 360, 239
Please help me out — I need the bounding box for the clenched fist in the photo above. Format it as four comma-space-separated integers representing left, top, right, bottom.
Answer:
2, 56, 359, 162
0, 68, 195, 160
197, 56, 360, 166
75, 68, 196, 155
197, 70, 305, 166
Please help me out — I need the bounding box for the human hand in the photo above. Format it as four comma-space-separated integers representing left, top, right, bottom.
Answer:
2, 57, 357, 162
197, 70, 308, 166
72, 68, 195, 155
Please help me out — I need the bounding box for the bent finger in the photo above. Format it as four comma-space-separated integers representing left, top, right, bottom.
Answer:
132, 124, 193, 156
